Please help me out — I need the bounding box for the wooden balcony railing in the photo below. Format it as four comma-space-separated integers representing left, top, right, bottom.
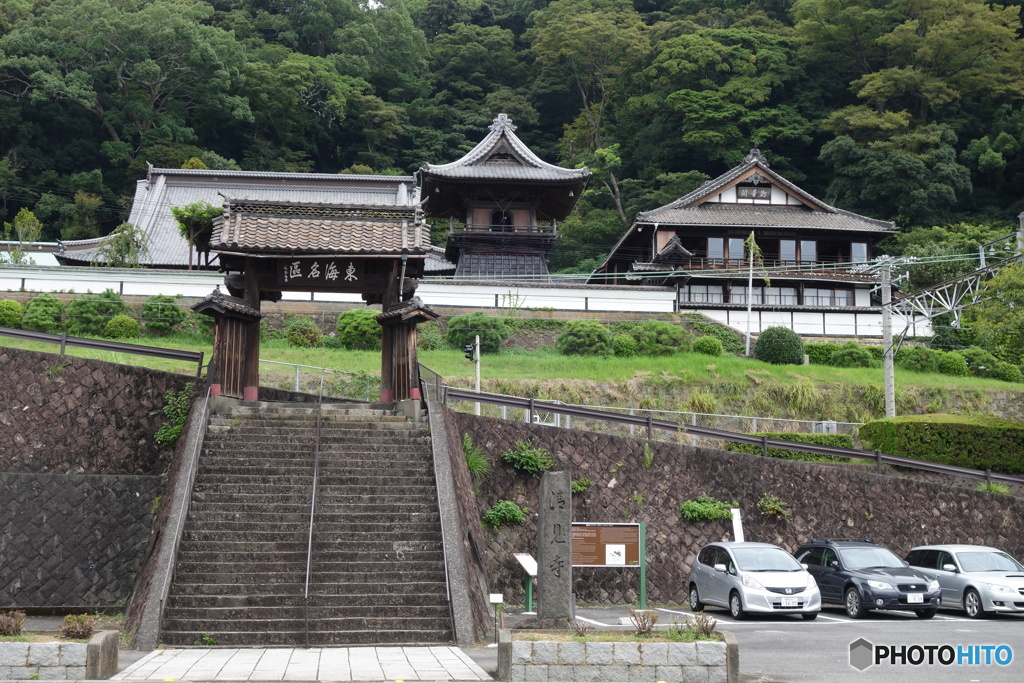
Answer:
448, 221, 557, 235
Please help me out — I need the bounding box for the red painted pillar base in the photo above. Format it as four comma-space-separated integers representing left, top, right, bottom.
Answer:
410, 387, 421, 400
243, 386, 259, 401
380, 388, 394, 402
210, 383, 222, 396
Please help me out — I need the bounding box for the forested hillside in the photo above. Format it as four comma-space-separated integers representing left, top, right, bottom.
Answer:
1, 0, 1023, 272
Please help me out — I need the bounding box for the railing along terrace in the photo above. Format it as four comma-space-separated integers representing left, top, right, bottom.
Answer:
681, 256, 873, 272
259, 359, 379, 401
448, 221, 557, 235
442, 387, 1024, 488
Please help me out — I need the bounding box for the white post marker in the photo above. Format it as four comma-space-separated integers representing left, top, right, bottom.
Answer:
489, 593, 504, 646
474, 334, 481, 416
731, 508, 744, 543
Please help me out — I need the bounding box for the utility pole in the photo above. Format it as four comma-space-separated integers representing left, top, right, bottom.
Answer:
745, 233, 755, 357
881, 264, 896, 418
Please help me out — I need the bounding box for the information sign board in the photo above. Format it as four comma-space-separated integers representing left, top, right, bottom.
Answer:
571, 523, 641, 567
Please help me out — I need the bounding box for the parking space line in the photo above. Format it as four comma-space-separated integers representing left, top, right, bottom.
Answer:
574, 616, 612, 626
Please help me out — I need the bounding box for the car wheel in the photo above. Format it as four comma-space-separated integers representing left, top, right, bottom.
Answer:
801, 612, 818, 621
915, 608, 937, 619
845, 587, 868, 618
689, 585, 704, 612
964, 588, 985, 619
729, 591, 746, 620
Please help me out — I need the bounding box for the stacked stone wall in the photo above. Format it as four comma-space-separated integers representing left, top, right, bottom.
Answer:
454, 413, 1024, 605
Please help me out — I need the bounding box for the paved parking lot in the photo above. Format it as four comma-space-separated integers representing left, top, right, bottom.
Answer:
557, 605, 1024, 682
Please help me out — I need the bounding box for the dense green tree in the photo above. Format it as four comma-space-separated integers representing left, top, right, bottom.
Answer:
963, 264, 1024, 365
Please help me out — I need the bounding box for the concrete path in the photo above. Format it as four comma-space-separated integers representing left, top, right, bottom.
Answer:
111, 646, 493, 682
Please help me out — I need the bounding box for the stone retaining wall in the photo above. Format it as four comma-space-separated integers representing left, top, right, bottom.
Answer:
0, 630, 118, 680
452, 412, 1024, 605
497, 630, 738, 683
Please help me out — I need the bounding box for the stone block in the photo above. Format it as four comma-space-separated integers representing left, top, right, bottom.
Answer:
640, 642, 668, 666
655, 665, 685, 683
627, 665, 652, 681
585, 642, 613, 666
612, 642, 641, 665
59, 642, 88, 665
597, 664, 629, 681
523, 664, 549, 681
575, 664, 604, 683
548, 664, 575, 680
0, 666, 9, 679
558, 641, 585, 665
707, 663, 727, 683
9, 666, 39, 679
682, 665, 711, 683
27, 643, 60, 666
667, 642, 698, 666
0, 643, 29, 666
511, 641, 533, 665
38, 665, 67, 680
532, 641, 558, 665
510, 664, 526, 680
695, 641, 726, 666
65, 666, 88, 680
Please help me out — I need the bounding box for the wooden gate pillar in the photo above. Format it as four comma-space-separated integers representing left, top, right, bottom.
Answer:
192, 288, 264, 399
377, 297, 439, 402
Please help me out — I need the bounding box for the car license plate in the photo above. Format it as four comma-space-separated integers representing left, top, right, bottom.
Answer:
781, 597, 799, 607
907, 593, 924, 603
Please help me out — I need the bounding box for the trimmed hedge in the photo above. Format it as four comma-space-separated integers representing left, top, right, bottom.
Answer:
859, 414, 1024, 474
723, 433, 855, 463
805, 342, 839, 365
754, 326, 804, 365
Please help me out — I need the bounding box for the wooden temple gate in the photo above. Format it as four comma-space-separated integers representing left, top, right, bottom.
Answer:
193, 197, 434, 403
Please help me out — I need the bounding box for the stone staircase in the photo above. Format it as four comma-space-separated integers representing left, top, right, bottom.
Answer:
159, 400, 453, 646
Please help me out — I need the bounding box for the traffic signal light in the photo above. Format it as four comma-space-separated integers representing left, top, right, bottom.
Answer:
464, 344, 475, 360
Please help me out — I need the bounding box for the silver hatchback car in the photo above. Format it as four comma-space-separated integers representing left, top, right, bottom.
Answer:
687, 542, 821, 620
906, 544, 1024, 618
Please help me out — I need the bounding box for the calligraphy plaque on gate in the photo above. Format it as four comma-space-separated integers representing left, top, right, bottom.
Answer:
571, 523, 641, 567
277, 258, 364, 286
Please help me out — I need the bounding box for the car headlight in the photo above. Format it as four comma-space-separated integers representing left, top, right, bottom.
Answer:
806, 574, 818, 589
986, 583, 1014, 594
742, 574, 764, 590
928, 580, 940, 592
867, 580, 894, 591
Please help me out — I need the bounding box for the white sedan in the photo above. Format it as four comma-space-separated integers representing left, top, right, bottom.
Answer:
906, 544, 1024, 618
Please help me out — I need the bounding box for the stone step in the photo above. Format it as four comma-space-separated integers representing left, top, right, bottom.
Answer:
217, 403, 399, 416
174, 552, 444, 575
168, 585, 448, 602
184, 510, 439, 525
184, 524, 442, 542
167, 568, 447, 591
163, 603, 450, 621
193, 474, 437, 489
197, 465, 434, 478
208, 421, 422, 435
161, 615, 452, 634
190, 492, 439, 506
158, 628, 452, 647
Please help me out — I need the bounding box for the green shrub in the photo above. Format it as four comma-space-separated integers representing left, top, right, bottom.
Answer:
462, 433, 491, 478
446, 313, 511, 353
753, 326, 805, 365
959, 346, 1000, 378
613, 334, 639, 357
830, 341, 878, 368
482, 500, 527, 529
976, 481, 1011, 495
556, 319, 613, 356
285, 316, 322, 348
154, 382, 194, 447
501, 440, 555, 477
141, 294, 188, 335
804, 342, 840, 365
0, 609, 26, 636
938, 351, 969, 376
756, 494, 790, 519
21, 293, 64, 333
571, 478, 593, 494
723, 433, 855, 463
58, 614, 94, 640
103, 314, 139, 339
336, 308, 381, 350
0, 299, 24, 328
863, 346, 884, 361
859, 414, 1024, 474
679, 494, 737, 522
895, 346, 942, 373
65, 289, 128, 336
632, 320, 691, 356
993, 361, 1023, 383
686, 316, 745, 355
417, 322, 447, 350
691, 335, 723, 356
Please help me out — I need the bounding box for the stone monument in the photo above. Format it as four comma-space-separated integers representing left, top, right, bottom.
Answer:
536, 470, 572, 627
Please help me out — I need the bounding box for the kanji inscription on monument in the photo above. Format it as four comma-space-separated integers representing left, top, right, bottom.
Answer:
537, 470, 572, 627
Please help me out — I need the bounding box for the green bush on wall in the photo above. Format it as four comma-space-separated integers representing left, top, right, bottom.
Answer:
632, 320, 691, 356
556, 319, 612, 356
446, 313, 511, 353
691, 335, 723, 356
103, 314, 139, 339
830, 342, 878, 368
65, 289, 128, 337
0, 299, 24, 328
336, 308, 382, 350
859, 414, 1024, 474
142, 294, 188, 335
805, 342, 840, 365
754, 326, 805, 365
285, 316, 323, 347
22, 293, 65, 333
724, 433, 855, 463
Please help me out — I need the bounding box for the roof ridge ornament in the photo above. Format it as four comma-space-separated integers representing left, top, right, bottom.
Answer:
489, 113, 517, 133
744, 147, 768, 166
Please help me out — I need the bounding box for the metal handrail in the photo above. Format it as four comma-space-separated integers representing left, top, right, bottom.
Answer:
156, 385, 212, 642
443, 388, 1024, 486
0, 326, 204, 376
303, 375, 325, 648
